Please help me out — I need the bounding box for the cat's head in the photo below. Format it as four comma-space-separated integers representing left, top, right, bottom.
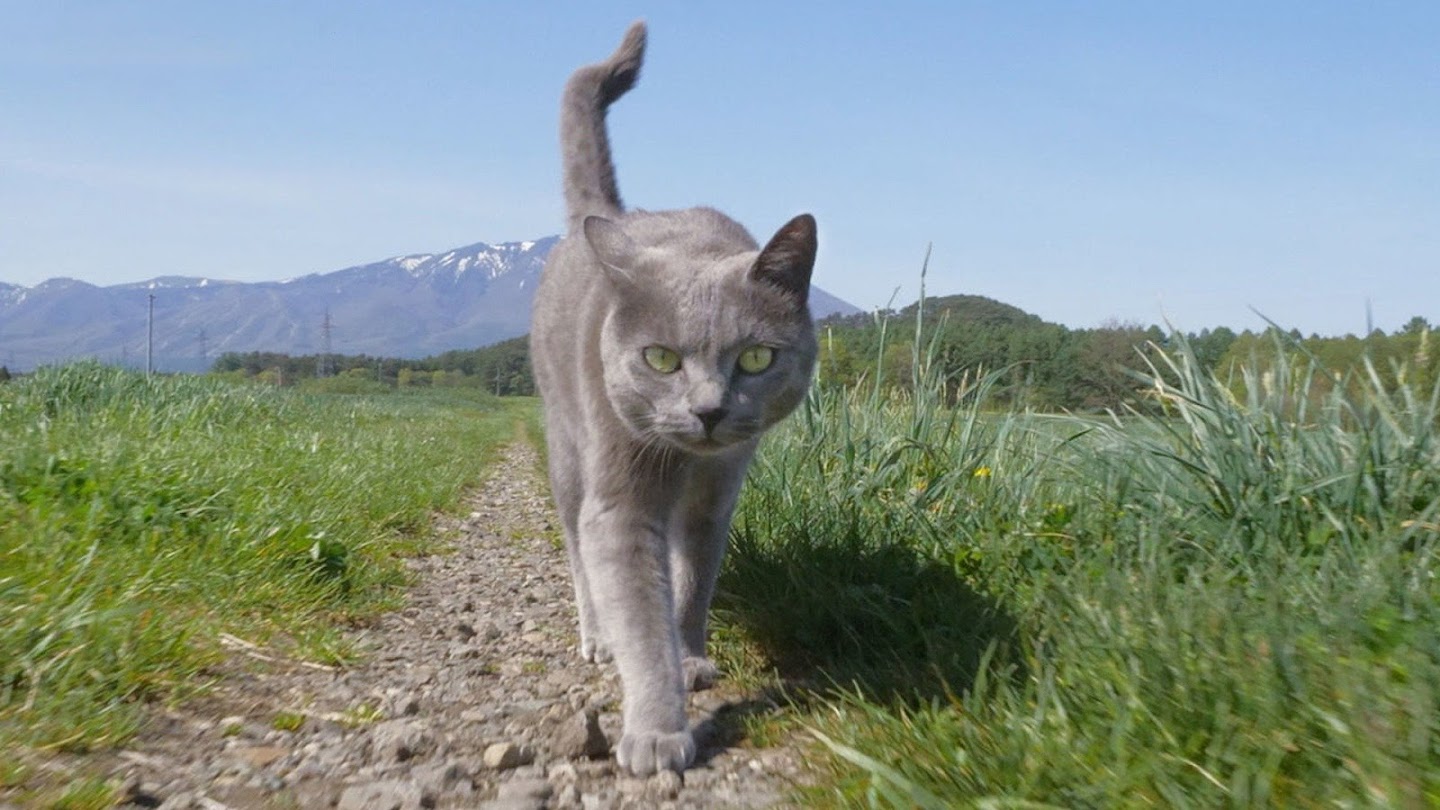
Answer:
586, 213, 818, 455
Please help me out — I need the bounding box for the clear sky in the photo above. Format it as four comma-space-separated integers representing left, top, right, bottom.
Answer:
3, 1, 1437, 336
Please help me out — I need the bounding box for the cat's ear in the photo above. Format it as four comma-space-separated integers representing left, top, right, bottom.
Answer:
583, 216, 642, 285
750, 214, 816, 306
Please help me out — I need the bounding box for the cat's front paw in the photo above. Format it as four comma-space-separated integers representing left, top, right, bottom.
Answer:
615, 729, 695, 775
579, 636, 612, 663
681, 656, 719, 691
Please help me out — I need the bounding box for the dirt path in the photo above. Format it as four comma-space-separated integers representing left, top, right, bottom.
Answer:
72, 441, 812, 810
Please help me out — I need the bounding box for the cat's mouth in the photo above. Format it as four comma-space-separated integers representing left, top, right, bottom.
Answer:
674, 434, 727, 453
666, 430, 743, 455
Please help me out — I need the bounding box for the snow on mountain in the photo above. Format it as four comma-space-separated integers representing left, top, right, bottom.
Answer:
382, 238, 553, 282
113, 276, 239, 291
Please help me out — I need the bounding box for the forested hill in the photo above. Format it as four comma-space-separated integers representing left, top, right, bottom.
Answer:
821, 294, 1043, 331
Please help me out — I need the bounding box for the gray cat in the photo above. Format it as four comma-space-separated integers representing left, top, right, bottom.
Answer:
529, 22, 818, 776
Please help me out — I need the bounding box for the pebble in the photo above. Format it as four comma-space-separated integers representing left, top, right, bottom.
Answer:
336, 779, 424, 810
483, 741, 536, 770
551, 708, 610, 759
370, 719, 433, 763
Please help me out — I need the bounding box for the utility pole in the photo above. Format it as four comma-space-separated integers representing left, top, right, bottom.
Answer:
197, 329, 209, 371
146, 293, 155, 378
319, 309, 334, 377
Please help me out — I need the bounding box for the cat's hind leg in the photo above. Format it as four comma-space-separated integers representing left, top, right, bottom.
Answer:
546, 429, 608, 662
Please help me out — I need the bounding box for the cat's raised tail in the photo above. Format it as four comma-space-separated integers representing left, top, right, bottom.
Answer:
561, 20, 646, 234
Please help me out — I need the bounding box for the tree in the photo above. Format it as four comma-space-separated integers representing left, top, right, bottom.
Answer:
1400, 316, 1432, 336
1190, 327, 1238, 371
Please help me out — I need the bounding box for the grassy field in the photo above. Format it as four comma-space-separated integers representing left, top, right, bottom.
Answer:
720, 339, 1440, 807
0, 364, 522, 790
4, 337, 1437, 807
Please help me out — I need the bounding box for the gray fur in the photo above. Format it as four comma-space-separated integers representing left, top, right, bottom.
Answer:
529, 21, 818, 776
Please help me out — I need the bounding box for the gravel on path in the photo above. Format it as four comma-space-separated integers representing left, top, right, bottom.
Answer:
90, 441, 813, 810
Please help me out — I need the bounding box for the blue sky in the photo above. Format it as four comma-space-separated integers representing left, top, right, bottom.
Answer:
2, 2, 1436, 336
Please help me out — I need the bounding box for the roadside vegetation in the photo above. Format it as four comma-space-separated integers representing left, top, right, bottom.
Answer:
4, 305, 1436, 807
719, 322, 1440, 807
0, 364, 520, 795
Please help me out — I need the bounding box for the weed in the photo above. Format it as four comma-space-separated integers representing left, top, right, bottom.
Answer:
38, 776, 119, 810
340, 702, 385, 728
271, 711, 306, 733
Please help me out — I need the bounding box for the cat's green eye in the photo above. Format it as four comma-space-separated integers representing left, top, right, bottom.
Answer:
737, 345, 774, 374
643, 346, 681, 374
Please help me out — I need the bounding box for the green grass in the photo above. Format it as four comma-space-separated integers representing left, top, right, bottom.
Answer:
0, 364, 520, 770
6, 335, 1437, 808
718, 336, 1440, 807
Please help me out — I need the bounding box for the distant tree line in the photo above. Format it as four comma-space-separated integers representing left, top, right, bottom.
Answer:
209, 299, 1435, 412
816, 297, 1436, 411
818, 296, 1184, 411
211, 336, 535, 396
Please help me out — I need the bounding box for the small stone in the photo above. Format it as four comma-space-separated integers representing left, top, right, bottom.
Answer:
233, 744, 288, 768
683, 766, 719, 787
448, 642, 480, 660
456, 621, 477, 640
156, 791, 196, 810
550, 709, 609, 760
412, 760, 471, 796
497, 778, 552, 802
555, 783, 583, 809
256, 773, 286, 792
336, 779, 423, 810
647, 769, 683, 800
370, 720, 433, 764
123, 778, 166, 807
387, 693, 422, 717
483, 741, 535, 770
547, 761, 579, 785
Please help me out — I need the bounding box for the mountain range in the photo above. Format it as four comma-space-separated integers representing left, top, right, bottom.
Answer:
0, 237, 860, 373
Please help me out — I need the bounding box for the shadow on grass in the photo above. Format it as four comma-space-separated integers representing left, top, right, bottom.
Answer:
713, 526, 1021, 705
